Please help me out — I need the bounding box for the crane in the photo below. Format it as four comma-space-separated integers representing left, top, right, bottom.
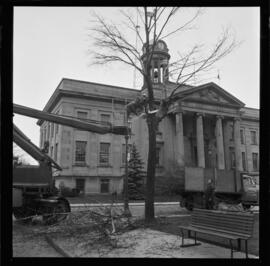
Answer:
13, 103, 130, 224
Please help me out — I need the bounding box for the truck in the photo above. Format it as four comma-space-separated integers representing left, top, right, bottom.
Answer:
13, 103, 129, 224
179, 167, 259, 211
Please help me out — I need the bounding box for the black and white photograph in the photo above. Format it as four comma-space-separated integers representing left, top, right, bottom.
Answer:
9, 5, 262, 259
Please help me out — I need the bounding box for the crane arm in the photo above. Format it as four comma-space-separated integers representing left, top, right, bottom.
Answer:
13, 104, 129, 135
13, 124, 62, 170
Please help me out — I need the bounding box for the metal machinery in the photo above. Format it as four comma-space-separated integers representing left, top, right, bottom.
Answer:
179, 167, 259, 211
13, 104, 129, 224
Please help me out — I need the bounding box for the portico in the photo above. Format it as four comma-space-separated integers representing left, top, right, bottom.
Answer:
171, 83, 245, 172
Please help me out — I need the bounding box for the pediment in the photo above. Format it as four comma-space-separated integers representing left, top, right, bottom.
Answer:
178, 83, 245, 108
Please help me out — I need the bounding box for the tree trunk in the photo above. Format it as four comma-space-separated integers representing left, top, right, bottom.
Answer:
144, 114, 157, 223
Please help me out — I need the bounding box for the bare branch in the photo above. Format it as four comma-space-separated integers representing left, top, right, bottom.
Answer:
160, 8, 203, 40
89, 13, 145, 76
120, 9, 145, 46
168, 28, 238, 98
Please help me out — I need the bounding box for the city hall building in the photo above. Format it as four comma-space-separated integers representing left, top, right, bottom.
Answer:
38, 40, 259, 195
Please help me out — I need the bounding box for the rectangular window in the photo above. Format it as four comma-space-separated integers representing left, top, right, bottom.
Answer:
242, 152, 246, 171
48, 124, 51, 140
122, 144, 132, 164
100, 114, 111, 125
100, 178, 110, 193
252, 153, 258, 171
229, 124, 234, 141
156, 147, 160, 165
76, 179, 85, 193
51, 123, 54, 138
240, 129, 245, 144
77, 111, 88, 120
50, 146, 53, 158
75, 141, 87, 163
229, 147, 235, 169
99, 143, 110, 165
55, 111, 59, 135
250, 131, 257, 145
54, 143, 58, 162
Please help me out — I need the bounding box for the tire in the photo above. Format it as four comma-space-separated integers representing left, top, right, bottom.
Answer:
42, 199, 70, 225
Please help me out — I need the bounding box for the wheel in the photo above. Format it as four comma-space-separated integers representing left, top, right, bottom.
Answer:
42, 199, 70, 225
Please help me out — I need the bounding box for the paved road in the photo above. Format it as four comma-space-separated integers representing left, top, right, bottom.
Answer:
70, 202, 190, 218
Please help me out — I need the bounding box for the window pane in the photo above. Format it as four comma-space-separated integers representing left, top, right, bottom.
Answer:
156, 147, 160, 165
51, 123, 54, 138
242, 152, 246, 171
100, 179, 110, 193
230, 124, 234, 141
229, 147, 235, 169
77, 111, 88, 120
75, 141, 87, 162
76, 179, 85, 193
100, 143, 110, 164
251, 131, 257, 145
101, 114, 111, 125
54, 143, 58, 162
240, 129, 245, 144
252, 153, 258, 170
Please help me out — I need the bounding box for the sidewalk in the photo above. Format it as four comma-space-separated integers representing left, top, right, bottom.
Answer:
50, 228, 259, 258
70, 201, 180, 207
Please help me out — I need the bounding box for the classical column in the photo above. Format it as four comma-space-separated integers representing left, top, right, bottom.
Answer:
216, 115, 225, 169
175, 112, 185, 166
233, 117, 243, 171
196, 113, 205, 168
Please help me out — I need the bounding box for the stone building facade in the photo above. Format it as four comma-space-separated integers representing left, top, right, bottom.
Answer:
38, 40, 259, 195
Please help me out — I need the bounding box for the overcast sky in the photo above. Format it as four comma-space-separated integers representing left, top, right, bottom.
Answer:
13, 6, 260, 163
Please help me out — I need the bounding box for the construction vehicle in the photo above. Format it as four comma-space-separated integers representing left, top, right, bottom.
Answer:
179, 167, 259, 211
13, 103, 129, 224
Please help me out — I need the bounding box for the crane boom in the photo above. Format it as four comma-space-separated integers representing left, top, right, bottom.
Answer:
13, 104, 129, 135
13, 124, 62, 170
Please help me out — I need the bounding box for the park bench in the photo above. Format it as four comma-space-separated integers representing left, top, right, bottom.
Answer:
179, 208, 255, 258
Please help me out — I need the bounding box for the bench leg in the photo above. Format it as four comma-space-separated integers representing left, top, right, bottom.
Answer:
229, 239, 234, 259
181, 230, 201, 247
237, 239, 241, 251
245, 240, 248, 259
181, 229, 185, 247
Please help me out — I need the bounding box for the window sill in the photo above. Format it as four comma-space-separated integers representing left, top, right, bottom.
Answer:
98, 165, 112, 168
73, 163, 89, 167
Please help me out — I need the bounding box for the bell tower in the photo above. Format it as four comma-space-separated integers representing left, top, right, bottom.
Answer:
141, 40, 170, 98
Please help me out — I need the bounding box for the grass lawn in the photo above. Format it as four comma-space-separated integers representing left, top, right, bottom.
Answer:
149, 213, 259, 256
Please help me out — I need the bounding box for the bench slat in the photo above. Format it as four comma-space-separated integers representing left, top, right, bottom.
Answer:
194, 208, 254, 217
191, 224, 253, 235
191, 222, 253, 233
192, 215, 254, 224
193, 212, 254, 221
179, 226, 241, 240
191, 217, 254, 231
189, 225, 252, 238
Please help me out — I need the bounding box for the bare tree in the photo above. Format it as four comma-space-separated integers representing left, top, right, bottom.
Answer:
88, 7, 238, 223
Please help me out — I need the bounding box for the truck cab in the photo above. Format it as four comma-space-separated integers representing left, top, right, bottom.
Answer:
241, 173, 259, 208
